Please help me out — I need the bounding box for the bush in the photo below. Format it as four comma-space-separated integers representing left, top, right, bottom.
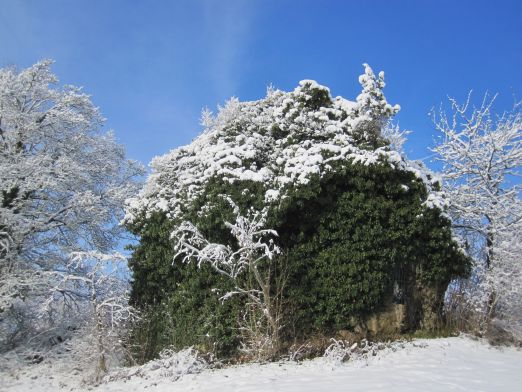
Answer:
125, 66, 470, 360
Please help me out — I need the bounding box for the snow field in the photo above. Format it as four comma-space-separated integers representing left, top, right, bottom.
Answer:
2, 336, 521, 392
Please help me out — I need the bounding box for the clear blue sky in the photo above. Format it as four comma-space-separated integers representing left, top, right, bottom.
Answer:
1, 0, 521, 167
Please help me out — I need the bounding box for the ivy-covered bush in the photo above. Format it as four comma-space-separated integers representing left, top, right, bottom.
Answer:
125, 65, 470, 361
127, 213, 241, 360
278, 164, 468, 339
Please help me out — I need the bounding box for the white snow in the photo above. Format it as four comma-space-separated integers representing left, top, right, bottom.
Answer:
124, 64, 449, 226
2, 336, 521, 392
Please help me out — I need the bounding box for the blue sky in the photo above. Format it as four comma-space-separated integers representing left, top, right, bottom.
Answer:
1, 0, 521, 167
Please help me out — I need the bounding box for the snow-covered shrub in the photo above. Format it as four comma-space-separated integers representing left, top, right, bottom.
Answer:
0, 253, 139, 383
47, 252, 139, 380
173, 201, 283, 360
105, 347, 206, 383
323, 339, 357, 365
142, 347, 206, 380
321, 338, 419, 369
124, 65, 408, 224
126, 65, 469, 361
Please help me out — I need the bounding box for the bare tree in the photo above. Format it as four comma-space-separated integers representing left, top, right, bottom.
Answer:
0, 60, 143, 351
432, 93, 522, 338
46, 252, 139, 381
173, 200, 284, 359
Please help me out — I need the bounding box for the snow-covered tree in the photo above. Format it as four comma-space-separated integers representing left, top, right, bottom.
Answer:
432, 93, 522, 338
0, 60, 143, 350
173, 200, 283, 359
46, 252, 139, 380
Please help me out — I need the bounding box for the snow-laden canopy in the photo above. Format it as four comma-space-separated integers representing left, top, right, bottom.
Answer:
124, 64, 445, 224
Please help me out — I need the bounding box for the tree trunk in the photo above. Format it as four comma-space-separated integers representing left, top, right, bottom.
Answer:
484, 220, 497, 329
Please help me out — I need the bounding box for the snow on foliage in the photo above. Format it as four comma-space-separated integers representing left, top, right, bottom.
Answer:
124, 64, 444, 224
105, 347, 207, 383
173, 200, 283, 359
173, 200, 279, 283
323, 339, 359, 366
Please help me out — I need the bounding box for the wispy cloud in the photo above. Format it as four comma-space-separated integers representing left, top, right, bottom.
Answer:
201, 0, 256, 98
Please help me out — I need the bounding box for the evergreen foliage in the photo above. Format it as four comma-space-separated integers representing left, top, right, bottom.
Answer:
278, 164, 468, 338
125, 65, 470, 360
127, 213, 241, 360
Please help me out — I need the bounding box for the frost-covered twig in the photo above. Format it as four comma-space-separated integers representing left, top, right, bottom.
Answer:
432, 94, 522, 340
45, 251, 139, 381
0, 60, 143, 353
172, 200, 284, 359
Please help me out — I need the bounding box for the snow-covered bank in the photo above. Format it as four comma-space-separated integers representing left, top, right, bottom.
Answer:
2, 336, 521, 392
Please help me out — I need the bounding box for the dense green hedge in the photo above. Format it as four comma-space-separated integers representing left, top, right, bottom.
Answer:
127, 213, 242, 360
127, 160, 469, 361
278, 163, 468, 338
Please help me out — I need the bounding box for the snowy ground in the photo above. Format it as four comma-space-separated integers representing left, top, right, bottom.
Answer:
2, 336, 522, 392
